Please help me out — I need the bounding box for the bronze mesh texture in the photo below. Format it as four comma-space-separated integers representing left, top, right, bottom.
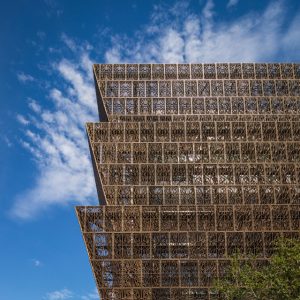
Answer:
77, 63, 300, 300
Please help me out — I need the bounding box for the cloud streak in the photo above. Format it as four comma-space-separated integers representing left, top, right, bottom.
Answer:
105, 0, 300, 63
13, 0, 300, 220
17, 72, 35, 83
12, 50, 98, 219
80, 288, 99, 300
227, 0, 239, 8
45, 288, 73, 300
44, 287, 99, 300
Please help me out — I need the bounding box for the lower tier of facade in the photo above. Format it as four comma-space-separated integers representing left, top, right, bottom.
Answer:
76, 205, 300, 299
98, 287, 222, 300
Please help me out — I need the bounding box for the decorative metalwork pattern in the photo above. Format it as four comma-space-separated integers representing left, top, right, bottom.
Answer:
77, 64, 300, 300
93, 63, 300, 121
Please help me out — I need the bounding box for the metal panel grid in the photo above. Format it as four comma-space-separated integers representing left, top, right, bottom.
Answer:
77, 63, 300, 300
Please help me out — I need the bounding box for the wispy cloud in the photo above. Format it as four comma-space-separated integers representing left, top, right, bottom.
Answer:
80, 288, 99, 300
44, 287, 98, 300
61, 33, 77, 52
13, 0, 300, 220
61, 33, 93, 54
16, 114, 30, 125
11, 51, 97, 220
105, 0, 300, 63
45, 288, 73, 300
227, 0, 239, 8
28, 98, 42, 113
17, 72, 35, 83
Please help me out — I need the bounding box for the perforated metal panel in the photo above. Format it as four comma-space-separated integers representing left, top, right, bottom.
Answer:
77, 63, 300, 300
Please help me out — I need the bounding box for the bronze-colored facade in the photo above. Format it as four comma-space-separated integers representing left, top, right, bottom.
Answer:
76, 63, 300, 299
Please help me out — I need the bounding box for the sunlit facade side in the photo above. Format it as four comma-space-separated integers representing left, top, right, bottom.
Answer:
76, 63, 300, 300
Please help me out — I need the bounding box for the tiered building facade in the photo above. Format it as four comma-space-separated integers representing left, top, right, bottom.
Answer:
76, 63, 300, 300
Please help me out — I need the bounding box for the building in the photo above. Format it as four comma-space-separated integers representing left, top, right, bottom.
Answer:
76, 63, 300, 300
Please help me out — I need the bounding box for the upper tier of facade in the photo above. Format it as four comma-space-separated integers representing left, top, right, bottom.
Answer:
94, 63, 300, 80
93, 63, 300, 121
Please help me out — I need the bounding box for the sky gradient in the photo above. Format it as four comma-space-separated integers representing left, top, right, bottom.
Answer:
1, 0, 300, 299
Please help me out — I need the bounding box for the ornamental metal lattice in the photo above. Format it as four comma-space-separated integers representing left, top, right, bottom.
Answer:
76, 63, 300, 300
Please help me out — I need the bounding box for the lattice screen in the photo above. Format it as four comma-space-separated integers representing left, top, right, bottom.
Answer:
77, 63, 300, 300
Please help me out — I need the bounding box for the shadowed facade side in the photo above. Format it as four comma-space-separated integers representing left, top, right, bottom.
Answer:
76, 63, 300, 300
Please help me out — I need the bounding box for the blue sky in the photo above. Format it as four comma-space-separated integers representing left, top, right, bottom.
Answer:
0, 0, 300, 299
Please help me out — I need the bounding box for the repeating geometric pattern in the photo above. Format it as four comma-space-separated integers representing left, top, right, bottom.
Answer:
77, 64, 300, 300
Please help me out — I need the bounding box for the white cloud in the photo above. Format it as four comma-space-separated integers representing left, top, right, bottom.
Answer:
282, 13, 300, 59
45, 287, 98, 300
227, 0, 239, 8
45, 289, 73, 300
28, 98, 42, 113
61, 33, 77, 52
61, 33, 93, 54
16, 114, 30, 125
105, 0, 300, 63
11, 53, 98, 220
80, 288, 99, 300
13, 0, 300, 220
104, 43, 122, 63
17, 72, 35, 83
